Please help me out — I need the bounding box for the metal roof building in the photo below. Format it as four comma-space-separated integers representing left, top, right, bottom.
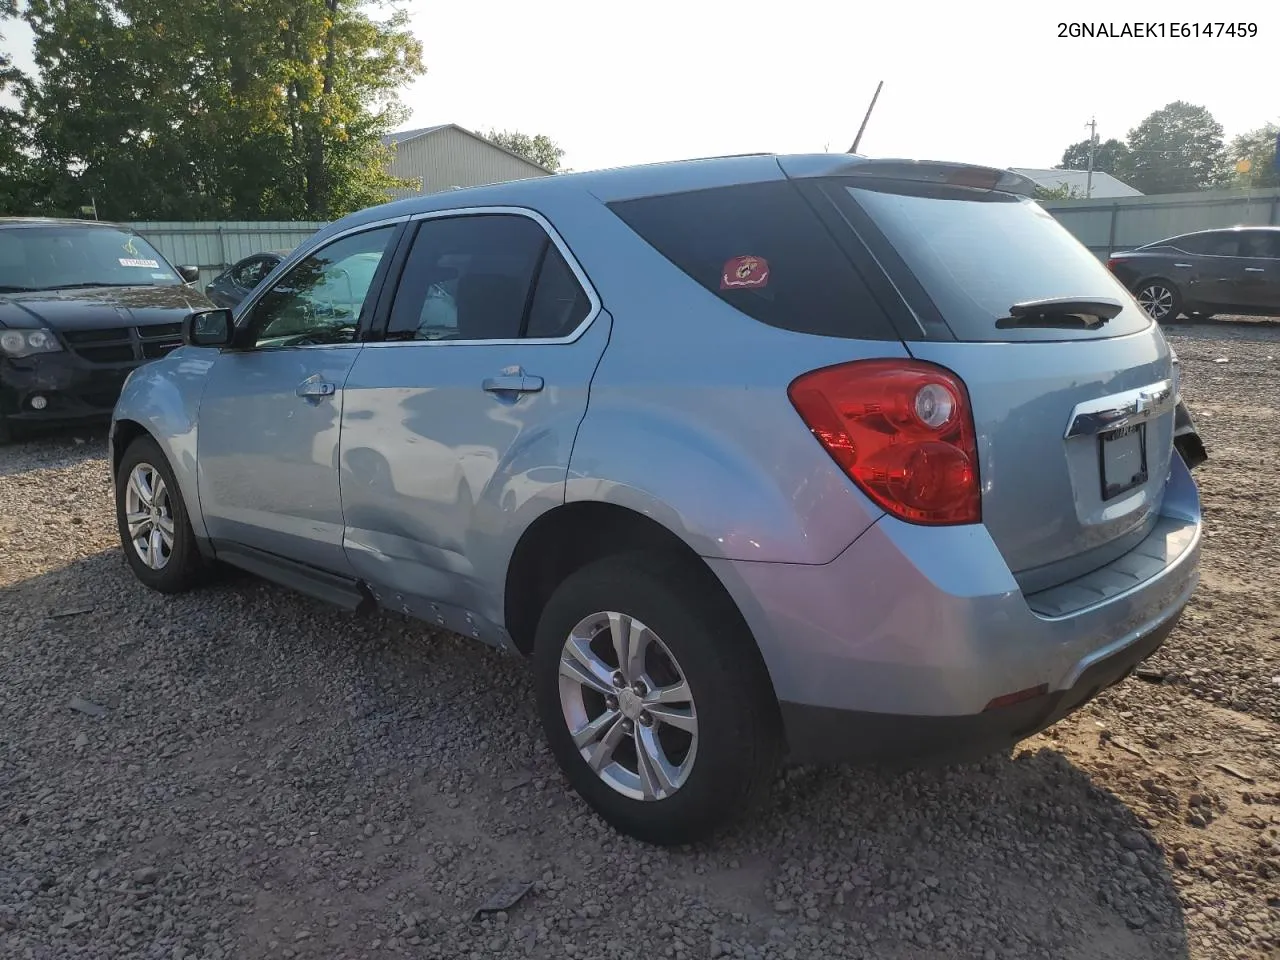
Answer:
1011, 167, 1143, 199
379, 124, 554, 199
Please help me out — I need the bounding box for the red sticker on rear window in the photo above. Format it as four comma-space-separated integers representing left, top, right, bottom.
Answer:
721, 255, 769, 290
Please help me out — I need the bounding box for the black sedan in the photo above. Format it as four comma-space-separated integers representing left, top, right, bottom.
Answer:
1107, 225, 1280, 322
0, 218, 212, 443
205, 249, 291, 309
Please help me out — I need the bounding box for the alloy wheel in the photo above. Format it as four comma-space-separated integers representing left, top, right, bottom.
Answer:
1136, 284, 1175, 321
557, 611, 698, 801
123, 462, 175, 570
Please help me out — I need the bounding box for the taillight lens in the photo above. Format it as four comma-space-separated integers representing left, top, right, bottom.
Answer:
788, 359, 981, 525
1106, 257, 1124, 271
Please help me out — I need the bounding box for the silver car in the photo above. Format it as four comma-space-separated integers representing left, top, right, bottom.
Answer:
110, 155, 1202, 845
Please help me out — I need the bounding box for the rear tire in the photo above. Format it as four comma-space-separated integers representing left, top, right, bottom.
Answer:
0, 415, 11, 446
1135, 279, 1182, 323
532, 551, 781, 846
115, 435, 205, 593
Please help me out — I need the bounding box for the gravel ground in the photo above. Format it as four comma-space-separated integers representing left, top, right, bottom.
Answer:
2, 321, 1278, 960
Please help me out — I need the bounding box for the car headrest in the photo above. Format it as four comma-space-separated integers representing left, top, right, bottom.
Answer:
455, 273, 525, 340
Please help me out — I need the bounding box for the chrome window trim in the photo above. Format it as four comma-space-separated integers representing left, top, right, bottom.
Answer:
360, 205, 603, 349
232, 215, 410, 351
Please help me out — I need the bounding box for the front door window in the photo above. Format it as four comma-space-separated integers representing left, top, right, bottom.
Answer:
248, 227, 396, 348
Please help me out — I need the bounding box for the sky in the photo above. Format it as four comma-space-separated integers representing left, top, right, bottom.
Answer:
2, 0, 1275, 173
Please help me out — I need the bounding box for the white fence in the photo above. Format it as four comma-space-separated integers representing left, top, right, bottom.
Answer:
128, 221, 328, 288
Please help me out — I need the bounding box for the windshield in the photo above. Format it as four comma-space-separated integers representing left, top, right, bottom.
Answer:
834, 181, 1152, 342
0, 226, 181, 292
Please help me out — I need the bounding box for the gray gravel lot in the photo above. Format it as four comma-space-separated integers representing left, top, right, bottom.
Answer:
2, 321, 1278, 960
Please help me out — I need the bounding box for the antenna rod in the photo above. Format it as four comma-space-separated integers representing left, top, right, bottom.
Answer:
849, 81, 884, 154
1085, 116, 1097, 199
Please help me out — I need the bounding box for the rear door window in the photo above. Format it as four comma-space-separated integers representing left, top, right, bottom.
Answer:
1175, 232, 1240, 257
607, 181, 897, 341
387, 214, 545, 341
384, 213, 594, 342
1239, 231, 1280, 259
826, 180, 1154, 342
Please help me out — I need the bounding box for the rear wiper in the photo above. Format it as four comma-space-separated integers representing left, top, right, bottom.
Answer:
996, 296, 1125, 330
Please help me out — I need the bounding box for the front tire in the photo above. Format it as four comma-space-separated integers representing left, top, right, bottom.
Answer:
115, 435, 205, 593
1135, 280, 1182, 323
533, 552, 781, 846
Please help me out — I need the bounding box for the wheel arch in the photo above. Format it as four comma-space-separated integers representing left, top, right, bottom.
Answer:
503, 501, 774, 689
110, 418, 152, 477
109, 413, 208, 540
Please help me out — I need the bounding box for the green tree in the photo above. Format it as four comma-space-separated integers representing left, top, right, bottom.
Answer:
1223, 122, 1280, 189
1034, 182, 1082, 201
484, 129, 564, 172
1057, 137, 1132, 179
0, 1, 41, 214
21, 0, 424, 220
1123, 101, 1225, 195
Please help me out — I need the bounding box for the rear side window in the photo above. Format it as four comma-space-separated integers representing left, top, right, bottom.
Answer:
831, 181, 1153, 342
607, 181, 896, 340
526, 246, 591, 338
1172, 232, 1238, 256
1240, 231, 1280, 259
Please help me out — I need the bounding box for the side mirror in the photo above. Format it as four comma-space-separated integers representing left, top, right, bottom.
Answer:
182, 308, 234, 348
177, 265, 201, 284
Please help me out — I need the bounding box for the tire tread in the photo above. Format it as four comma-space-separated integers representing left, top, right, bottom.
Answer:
115, 434, 204, 593
533, 550, 781, 846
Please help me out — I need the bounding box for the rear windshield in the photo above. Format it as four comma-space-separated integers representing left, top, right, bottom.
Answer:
0, 225, 180, 293
607, 181, 897, 341
830, 181, 1153, 342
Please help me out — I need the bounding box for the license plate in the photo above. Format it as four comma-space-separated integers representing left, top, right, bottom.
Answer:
1098, 423, 1148, 501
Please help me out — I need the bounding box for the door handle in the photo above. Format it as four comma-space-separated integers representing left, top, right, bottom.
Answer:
1244, 267, 1265, 273
296, 379, 336, 398
1173, 262, 1193, 268
482, 374, 544, 394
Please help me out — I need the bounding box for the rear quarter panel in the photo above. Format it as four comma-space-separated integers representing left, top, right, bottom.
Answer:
558, 191, 901, 564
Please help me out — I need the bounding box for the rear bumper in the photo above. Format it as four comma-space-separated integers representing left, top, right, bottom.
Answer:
707, 454, 1201, 765
0, 352, 137, 426
1173, 398, 1207, 470
778, 610, 1177, 766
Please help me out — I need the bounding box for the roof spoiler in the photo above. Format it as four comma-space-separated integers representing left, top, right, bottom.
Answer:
777, 156, 1037, 197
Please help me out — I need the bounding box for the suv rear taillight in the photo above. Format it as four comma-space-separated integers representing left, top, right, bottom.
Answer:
788, 359, 981, 525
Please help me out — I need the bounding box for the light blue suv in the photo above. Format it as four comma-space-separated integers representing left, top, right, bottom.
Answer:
110, 155, 1202, 845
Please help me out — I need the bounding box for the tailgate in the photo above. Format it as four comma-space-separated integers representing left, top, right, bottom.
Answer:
907, 334, 1175, 589
795, 160, 1177, 590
